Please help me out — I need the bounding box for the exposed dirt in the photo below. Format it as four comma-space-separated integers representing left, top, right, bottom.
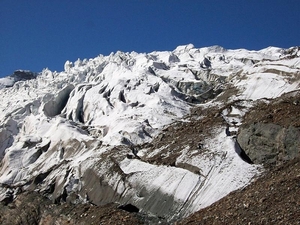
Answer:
241, 90, 300, 127
142, 104, 225, 167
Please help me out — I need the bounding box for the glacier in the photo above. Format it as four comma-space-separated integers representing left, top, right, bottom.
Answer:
0, 44, 299, 221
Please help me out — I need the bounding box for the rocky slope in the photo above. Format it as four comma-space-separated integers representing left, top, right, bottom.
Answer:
178, 90, 300, 224
0, 44, 299, 224
179, 157, 300, 225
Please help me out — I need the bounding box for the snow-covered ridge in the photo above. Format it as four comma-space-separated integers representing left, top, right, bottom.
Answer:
0, 44, 299, 221
0, 70, 37, 89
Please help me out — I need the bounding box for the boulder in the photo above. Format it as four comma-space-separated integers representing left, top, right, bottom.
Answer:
237, 123, 300, 165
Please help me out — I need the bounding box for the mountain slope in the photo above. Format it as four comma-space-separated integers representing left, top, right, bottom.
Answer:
0, 44, 299, 223
179, 90, 300, 224
179, 154, 300, 224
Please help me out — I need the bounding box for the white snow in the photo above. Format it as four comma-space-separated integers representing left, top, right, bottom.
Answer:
235, 72, 298, 100
0, 77, 14, 88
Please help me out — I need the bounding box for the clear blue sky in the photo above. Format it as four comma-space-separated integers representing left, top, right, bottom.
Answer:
1, 0, 299, 77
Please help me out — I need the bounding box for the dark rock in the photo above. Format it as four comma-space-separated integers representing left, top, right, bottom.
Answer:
1, 190, 14, 205
118, 204, 139, 213
203, 57, 211, 68
237, 123, 300, 166
126, 153, 134, 159
11, 70, 37, 83
233, 138, 253, 164
225, 125, 231, 136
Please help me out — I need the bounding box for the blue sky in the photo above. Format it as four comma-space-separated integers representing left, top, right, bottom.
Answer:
1, 0, 299, 77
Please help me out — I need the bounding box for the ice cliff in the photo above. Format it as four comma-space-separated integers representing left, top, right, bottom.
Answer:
0, 44, 299, 222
